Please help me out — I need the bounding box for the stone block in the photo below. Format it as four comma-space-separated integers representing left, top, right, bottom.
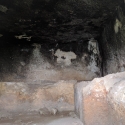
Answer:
108, 79, 125, 125
75, 80, 111, 125
75, 72, 125, 125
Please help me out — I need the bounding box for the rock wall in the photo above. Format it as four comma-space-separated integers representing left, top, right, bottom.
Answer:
0, 38, 101, 82
0, 0, 125, 81
101, 6, 125, 75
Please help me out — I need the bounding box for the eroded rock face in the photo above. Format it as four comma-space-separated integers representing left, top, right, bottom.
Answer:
0, 0, 125, 81
101, 6, 125, 75
75, 71, 125, 125
0, 38, 101, 82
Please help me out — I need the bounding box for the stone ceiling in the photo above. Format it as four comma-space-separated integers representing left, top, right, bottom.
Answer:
0, 0, 123, 44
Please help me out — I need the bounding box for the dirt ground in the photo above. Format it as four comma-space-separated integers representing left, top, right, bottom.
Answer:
0, 112, 83, 125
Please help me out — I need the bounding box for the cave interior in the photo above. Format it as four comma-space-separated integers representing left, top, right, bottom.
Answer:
0, 0, 125, 125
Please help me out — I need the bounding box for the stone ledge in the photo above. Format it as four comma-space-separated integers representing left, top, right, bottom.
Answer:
0, 80, 77, 114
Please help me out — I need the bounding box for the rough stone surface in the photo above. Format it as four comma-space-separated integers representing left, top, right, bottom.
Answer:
101, 6, 125, 75
0, 80, 76, 114
75, 71, 125, 125
0, 39, 101, 82
54, 49, 77, 66
0, 0, 125, 81
108, 80, 125, 125
74, 81, 89, 121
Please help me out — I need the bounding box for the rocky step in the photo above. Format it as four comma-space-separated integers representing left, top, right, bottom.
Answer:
0, 80, 77, 115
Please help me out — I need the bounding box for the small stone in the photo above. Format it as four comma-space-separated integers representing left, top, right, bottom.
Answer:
39, 107, 50, 115
51, 108, 58, 115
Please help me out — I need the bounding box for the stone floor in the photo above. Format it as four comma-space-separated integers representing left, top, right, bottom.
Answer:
0, 112, 83, 125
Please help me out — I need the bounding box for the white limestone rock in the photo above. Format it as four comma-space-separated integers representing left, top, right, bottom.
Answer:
54, 49, 77, 66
